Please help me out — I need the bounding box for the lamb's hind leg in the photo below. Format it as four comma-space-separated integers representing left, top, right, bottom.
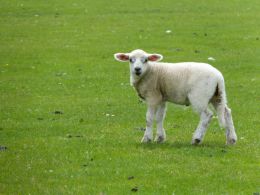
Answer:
192, 109, 213, 145
224, 106, 237, 145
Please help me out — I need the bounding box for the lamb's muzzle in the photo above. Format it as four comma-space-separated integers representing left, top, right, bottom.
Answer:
114, 49, 237, 145
134, 67, 141, 76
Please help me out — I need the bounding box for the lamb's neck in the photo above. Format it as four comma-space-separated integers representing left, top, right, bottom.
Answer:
132, 66, 154, 87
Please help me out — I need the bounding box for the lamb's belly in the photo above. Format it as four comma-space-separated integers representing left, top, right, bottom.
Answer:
165, 93, 190, 106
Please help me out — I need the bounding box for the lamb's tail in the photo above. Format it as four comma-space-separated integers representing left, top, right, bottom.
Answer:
213, 78, 227, 128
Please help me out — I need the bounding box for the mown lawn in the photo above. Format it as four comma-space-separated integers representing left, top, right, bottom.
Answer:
0, 0, 259, 194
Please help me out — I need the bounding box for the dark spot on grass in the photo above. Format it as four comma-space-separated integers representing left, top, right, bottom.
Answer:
128, 176, 134, 180
193, 32, 198, 36
66, 134, 83, 138
78, 68, 82, 71
67, 134, 72, 138
53, 111, 63, 114
138, 99, 144, 104
173, 124, 180, 128
221, 149, 227, 153
37, 117, 44, 120
90, 158, 94, 161
0, 127, 3, 131
194, 50, 200, 53
135, 127, 145, 131
204, 33, 208, 36
175, 48, 182, 52
79, 118, 84, 123
131, 186, 138, 192
0, 146, 7, 151
256, 37, 259, 40
75, 135, 83, 138
55, 72, 63, 76
253, 192, 259, 195
82, 164, 88, 167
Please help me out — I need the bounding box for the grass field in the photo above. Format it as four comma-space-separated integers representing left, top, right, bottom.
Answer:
0, 0, 260, 194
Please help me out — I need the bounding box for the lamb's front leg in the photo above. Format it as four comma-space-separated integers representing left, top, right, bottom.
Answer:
155, 102, 167, 143
141, 105, 156, 143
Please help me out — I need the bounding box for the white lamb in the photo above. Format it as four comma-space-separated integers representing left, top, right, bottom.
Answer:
114, 49, 237, 145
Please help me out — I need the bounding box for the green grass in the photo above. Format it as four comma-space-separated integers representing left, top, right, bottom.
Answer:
1, 0, 260, 194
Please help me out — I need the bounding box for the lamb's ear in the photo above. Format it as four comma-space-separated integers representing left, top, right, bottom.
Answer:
148, 54, 163, 62
114, 53, 129, 62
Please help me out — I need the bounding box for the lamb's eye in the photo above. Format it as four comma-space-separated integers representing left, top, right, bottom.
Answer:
129, 58, 136, 63
142, 58, 148, 63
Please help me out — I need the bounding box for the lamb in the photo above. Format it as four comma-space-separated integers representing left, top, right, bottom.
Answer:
114, 49, 237, 145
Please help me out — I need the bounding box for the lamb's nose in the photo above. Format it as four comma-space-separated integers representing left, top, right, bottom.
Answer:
135, 67, 141, 72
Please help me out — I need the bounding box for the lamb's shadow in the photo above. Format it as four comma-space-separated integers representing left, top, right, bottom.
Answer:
137, 140, 229, 151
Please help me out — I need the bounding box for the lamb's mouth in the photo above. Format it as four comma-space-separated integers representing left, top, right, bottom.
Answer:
135, 71, 142, 76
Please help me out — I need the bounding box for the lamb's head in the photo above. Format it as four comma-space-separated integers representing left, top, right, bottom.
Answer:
114, 49, 163, 84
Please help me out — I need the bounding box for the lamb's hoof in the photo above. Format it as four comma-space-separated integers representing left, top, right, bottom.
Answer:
154, 135, 166, 143
226, 138, 237, 145
192, 138, 201, 145
141, 136, 152, 143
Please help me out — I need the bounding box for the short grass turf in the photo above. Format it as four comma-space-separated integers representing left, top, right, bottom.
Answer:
0, 0, 260, 194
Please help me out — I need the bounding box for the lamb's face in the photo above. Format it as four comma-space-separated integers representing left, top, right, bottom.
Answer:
129, 50, 149, 77
114, 49, 163, 78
